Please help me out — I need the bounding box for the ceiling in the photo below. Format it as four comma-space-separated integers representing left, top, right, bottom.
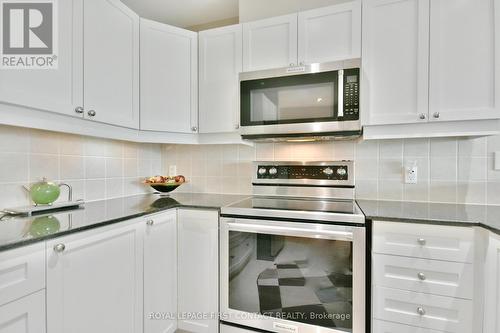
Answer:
121, 0, 239, 28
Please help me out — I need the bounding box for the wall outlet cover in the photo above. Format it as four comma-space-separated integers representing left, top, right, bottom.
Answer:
169, 165, 177, 176
405, 166, 418, 184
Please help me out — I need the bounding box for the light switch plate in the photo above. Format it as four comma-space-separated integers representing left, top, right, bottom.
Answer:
169, 165, 177, 176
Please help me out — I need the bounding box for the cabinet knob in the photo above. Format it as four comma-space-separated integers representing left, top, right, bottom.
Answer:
53, 243, 66, 253
417, 272, 426, 281
417, 307, 426, 316
417, 238, 426, 246
191, 126, 198, 132
419, 113, 426, 120
146, 219, 154, 226
289, 63, 295, 67
299, 62, 305, 66
87, 110, 96, 117
75, 106, 84, 114
433, 112, 441, 119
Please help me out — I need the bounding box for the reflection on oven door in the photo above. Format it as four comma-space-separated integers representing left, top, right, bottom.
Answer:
228, 231, 353, 332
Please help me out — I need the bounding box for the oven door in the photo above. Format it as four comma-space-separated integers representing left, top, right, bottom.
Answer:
220, 217, 365, 333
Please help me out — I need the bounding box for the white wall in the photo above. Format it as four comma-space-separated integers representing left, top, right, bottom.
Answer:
0, 125, 162, 209
163, 135, 500, 205
238, 0, 351, 22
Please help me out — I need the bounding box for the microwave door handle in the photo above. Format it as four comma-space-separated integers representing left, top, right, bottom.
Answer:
338, 69, 344, 118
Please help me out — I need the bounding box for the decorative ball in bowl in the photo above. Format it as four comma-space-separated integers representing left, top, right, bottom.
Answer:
144, 175, 186, 193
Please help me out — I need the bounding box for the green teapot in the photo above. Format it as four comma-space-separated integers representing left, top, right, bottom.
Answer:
24, 178, 63, 205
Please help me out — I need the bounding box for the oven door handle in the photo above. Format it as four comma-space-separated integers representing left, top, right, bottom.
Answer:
225, 221, 354, 241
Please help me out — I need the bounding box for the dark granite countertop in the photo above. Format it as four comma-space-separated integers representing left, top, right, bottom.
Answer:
0, 193, 249, 252
357, 200, 500, 235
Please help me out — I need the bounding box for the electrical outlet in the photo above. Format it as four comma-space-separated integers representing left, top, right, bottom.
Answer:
169, 165, 177, 176
405, 165, 418, 184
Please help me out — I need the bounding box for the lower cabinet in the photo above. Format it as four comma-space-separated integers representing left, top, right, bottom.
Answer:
46, 220, 144, 333
144, 211, 177, 333
484, 232, 500, 333
0, 290, 46, 333
178, 209, 219, 333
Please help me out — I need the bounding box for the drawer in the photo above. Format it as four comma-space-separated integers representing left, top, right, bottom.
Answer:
373, 287, 473, 332
373, 254, 474, 299
0, 289, 45, 333
373, 319, 445, 333
0, 243, 45, 306
373, 221, 474, 263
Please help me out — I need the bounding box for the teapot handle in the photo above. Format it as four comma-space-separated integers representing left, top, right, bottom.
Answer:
58, 183, 73, 202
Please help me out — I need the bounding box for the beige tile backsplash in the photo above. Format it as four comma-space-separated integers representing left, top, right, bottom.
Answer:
0, 123, 499, 208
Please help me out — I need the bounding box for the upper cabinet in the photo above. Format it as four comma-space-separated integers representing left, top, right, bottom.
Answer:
242, 14, 298, 71
362, 0, 500, 138
362, 0, 429, 126
298, 1, 361, 65
83, 0, 140, 129
199, 25, 242, 133
140, 19, 198, 133
429, 0, 500, 122
0, 0, 83, 118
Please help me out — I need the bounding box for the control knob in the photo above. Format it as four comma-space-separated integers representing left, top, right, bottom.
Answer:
323, 167, 334, 176
337, 168, 347, 176
258, 167, 267, 176
269, 167, 278, 175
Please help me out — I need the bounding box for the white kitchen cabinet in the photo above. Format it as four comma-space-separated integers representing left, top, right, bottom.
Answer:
0, 290, 46, 333
484, 232, 500, 333
298, 2, 361, 65
199, 25, 242, 133
144, 211, 177, 333
242, 14, 298, 71
83, 0, 140, 128
140, 19, 198, 133
428, 0, 500, 122
177, 209, 219, 333
0, 0, 83, 118
46, 221, 143, 333
362, 0, 430, 126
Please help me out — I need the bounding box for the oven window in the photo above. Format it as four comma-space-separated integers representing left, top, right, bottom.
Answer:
240, 71, 338, 126
228, 231, 353, 331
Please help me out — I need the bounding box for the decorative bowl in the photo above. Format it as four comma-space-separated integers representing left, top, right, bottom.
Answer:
148, 182, 185, 193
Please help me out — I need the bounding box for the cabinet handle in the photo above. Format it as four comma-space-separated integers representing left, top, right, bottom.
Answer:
235, 124, 240, 130
87, 110, 96, 117
53, 243, 66, 253
146, 219, 154, 226
419, 113, 426, 120
417, 307, 426, 316
75, 106, 84, 114
417, 238, 426, 246
191, 126, 198, 132
433, 112, 440, 119
417, 272, 426, 281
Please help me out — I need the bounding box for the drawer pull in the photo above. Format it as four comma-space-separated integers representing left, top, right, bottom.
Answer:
417, 307, 426, 316
146, 220, 154, 226
417, 272, 426, 281
417, 238, 426, 246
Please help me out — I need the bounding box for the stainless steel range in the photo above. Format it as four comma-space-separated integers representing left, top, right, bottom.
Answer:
220, 161, 366, 333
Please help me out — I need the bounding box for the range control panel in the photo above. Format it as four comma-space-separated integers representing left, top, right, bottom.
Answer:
342, 68, 360, 121
256, 164, 349, 181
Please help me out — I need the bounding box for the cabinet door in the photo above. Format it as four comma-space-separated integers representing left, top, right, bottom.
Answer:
362, 0, 429, 125
298, 2, 361, 65
199, 25, 242, 133
429, 0, 500, 122
0, 0, 83, 117
242, 14, 298, 72
83, 0, 139, 128
484, 233, 500, 333
46, 222, 143, 333
178, 209, 219, 333
144, 211, 177, 333
140, 19, 198, 133
0, 291, 45, 333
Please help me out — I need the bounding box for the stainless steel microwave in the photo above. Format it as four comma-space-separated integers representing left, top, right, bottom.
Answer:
239, 59, 361, 141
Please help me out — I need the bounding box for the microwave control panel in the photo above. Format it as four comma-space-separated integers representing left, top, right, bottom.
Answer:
342, 68, 360, 121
